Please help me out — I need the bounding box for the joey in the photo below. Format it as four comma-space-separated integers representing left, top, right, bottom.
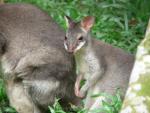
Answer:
64, 16, 134, 110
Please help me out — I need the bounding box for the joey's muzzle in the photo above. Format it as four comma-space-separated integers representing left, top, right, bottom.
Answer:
67, 46, 75, 53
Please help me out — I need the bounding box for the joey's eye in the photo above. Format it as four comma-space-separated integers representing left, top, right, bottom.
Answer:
78, 36, 83, 41
64, 36, 67, 40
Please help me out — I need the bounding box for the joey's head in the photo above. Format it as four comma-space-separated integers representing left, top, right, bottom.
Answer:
64, 16, 94, 53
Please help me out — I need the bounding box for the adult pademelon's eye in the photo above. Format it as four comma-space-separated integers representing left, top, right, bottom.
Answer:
64, 36, 67, 40
78, 36, 83, 41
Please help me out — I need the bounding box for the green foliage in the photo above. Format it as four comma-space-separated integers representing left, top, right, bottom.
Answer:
0, 79, 17, 113
0, 80, 6, 101
5, 0, 150, 53
48, 99, 86, 113
48, 99, 66, 113
91, 90, 122, 113
0, 0, 149, 113
48, 91, 122, 113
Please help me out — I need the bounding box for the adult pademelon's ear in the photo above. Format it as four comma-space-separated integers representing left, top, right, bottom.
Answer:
81, 16, 95, 31
64, 16, 76, 28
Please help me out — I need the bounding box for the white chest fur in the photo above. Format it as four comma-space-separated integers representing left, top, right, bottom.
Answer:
75, 48, 100, 78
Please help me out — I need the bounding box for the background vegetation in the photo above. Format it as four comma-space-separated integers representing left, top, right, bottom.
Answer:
0, 0, 150, 113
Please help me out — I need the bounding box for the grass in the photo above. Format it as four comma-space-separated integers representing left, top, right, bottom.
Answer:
5, 0, 150, 53
48, 91, 122, 113
0, 0, 150, 113
0, 78, 16, 113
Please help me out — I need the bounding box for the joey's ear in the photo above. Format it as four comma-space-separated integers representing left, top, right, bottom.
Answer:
64, 16, 75, 28
81, 16, 95, 31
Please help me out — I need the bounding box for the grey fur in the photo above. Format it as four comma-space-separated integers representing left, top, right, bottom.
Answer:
0, 3, 80, 113
64, 16, 134, 111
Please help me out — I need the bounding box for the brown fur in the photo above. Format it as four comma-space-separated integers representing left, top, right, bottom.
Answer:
0, 3, 80, 113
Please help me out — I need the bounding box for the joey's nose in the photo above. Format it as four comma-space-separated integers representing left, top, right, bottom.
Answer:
68, 46, 74, 53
